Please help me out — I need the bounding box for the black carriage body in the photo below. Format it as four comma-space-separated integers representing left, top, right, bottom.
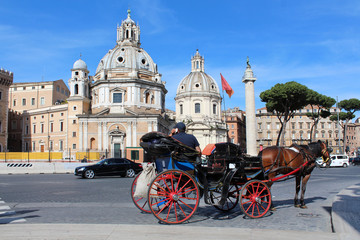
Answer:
204, 142, 264, 182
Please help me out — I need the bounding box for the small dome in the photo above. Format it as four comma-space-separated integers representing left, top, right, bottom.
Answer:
73, 59, 87, 70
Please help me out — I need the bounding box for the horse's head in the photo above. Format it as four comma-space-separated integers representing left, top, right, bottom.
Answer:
318, 140, 332, 166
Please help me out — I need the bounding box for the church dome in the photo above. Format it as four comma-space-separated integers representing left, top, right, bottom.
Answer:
176, 50, 220, 96
73, 59, 87, 70
94, 10, 159, 79
95, 46, 157, 75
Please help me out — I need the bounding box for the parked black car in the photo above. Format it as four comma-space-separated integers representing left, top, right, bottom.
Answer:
74, 158, 142, 179
349, 157, 360, 166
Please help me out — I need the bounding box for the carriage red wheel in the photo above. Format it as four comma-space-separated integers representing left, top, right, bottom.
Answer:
131, 173, 151, 213
211, 184, 240, 212
239, 180, 271, 218
147, 170, 200, 224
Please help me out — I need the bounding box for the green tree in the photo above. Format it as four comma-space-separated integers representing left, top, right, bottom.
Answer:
330, 98, 360, 153
260, 81, 310, 146
306, 90, 336, 141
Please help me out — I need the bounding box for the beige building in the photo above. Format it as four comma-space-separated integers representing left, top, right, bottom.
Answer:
256, 105, 343, 153
7, 11, 170, 162
0, 69, 13, 152
9, 80, 69, 112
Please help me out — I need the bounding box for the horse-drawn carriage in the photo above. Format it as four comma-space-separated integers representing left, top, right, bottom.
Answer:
131, 132, 331, 224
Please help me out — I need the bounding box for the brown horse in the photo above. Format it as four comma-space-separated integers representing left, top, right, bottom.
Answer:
259, 140, 331, 209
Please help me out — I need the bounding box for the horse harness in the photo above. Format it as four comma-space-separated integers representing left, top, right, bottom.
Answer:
264, 145, 316, 177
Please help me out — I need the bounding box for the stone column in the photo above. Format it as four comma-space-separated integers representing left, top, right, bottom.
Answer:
242, 58, 257, 156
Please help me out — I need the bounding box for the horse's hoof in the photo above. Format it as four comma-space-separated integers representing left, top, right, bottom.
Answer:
300, 205, 308, 209
294, 204, 301, 208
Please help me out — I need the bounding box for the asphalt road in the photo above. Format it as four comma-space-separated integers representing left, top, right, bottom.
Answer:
0, 166, 359, 232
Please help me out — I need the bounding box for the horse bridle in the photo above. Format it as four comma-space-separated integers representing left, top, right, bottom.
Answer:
321, 147, 330, 163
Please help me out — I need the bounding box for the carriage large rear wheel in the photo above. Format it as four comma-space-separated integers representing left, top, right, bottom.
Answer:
131, 173, 151, 213
239, 180, 272, 218
210, 184, 240, 212
147, 170, 200, 224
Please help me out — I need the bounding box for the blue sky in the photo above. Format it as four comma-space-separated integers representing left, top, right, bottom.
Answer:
1, 0, 359, 119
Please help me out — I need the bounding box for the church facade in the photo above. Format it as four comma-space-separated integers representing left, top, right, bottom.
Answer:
175, 50, 227, 149
7, 11, 170, 162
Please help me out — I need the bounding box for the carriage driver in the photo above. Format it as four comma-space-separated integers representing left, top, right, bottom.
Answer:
169, 122, 201, 155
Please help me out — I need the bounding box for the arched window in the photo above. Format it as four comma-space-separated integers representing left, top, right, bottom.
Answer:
213, 104, 217, 114
180, 104, 183, 115
74, 84, 78, 95
195, 103, 200, 113
145, 92, 150, 103
90, 138, 96, 150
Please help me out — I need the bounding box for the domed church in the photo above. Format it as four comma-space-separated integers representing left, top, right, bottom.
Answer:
67, 10, 170, 160
175, 50, 227, 149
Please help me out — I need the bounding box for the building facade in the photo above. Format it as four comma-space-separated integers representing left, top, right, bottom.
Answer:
256, 105, 343, 153
7, 11, 171, 162
346, 118, 360, 156
222, 107, 246, 149
175, 50, 227, 149
0, 69, 13, 152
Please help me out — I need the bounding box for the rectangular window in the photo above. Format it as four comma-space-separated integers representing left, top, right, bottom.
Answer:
60, 121, 64, 131
72, 144, 76, 150
56, 86, 60, 92
11, 120, 17, 130
40, 97, 45, 105
292, 123, 295, 129
213, 104, 217, 114
33, 124, 36, 133
50, 122, 54, 132
25, 125, 29, 135
25, 142, 29, 152
22, 98, 26, 106
50, 141, 53, 151
41, 123, 44, 133
0, 91, 2, 100
180, 104, 183, 115
195, 103, 200, 113
258, 123, 262, 129
31, 98, 35, 105
0, 121, 2, 132
131, 150, 139, 160
299, 123, 303, 129
73, 132, 77, 137
32, 86, 35, 90
59, 140, 63, 151
13, 100, 16, 106
32, 141, 36, 151
113, 93, 122, 103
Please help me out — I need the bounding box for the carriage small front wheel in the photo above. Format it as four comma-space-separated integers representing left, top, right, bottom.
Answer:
239, 180, 272, 218
147, 169, 200, 224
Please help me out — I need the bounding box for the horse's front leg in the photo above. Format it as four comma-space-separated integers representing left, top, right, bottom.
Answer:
299, 174, 311, 209
294, 175, 301, 207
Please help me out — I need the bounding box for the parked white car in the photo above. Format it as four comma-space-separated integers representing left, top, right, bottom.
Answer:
317, 155, 349, 168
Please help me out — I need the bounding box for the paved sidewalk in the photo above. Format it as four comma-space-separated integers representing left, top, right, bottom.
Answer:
0, 223, 339, 240
332, 183, 360, 240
